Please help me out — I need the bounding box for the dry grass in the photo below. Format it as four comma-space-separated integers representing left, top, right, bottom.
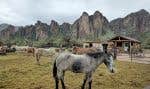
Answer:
0, 53, 150, 89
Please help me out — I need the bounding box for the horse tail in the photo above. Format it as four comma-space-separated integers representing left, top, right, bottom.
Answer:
53, 59, 57, 78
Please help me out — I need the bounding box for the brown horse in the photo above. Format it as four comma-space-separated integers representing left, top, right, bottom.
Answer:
34, 48, 45, 64
0, 46, 6, 55
72, 46, 99, 54
26, 47, 35, 57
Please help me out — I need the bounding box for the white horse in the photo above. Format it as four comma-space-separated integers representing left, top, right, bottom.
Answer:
53, 52, 115, 89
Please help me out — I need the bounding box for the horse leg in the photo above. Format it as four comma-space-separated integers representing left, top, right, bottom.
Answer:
87, 73, 92, 89
39, 54, 41, 62
60, 78, 65, 89
33, 52, 35, 57
55, 77, 59, 89
57, 70, 65, 89
60, 72, 66, 89
81, 74, 88, 89
36, 54, 40, 64
88, 80, 92, 89
81, 78, 87, 89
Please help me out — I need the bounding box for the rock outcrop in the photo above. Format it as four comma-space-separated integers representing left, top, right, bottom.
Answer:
0, 24, 16, 40
0, 9, 150, 43
110, 9, 150, 39
35, 21, 50, 40
50, 20, 59, 35
15, 21, 50, 40
72, 11, 109, 39
60, 22, 72, 37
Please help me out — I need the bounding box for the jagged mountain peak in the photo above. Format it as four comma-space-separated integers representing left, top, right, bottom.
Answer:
0, 23, 11, 31
110, 9, 150, 39
35, 20, 42, 25
82, 11, 89, 16
71, 10, 110, 39
137, 9, 149, 15
50, 20, 59, 27
110, 18, 123, 23
61, 22, 71, 26
126, 9, 149, 18
51, 20, 58, 23
94, 11, 102, 16
0, 9, 150, 43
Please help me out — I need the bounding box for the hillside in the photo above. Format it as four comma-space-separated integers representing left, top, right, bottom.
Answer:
0, 9, 150, 47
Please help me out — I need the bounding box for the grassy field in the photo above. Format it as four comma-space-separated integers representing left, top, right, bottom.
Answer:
0, 53, 150, 89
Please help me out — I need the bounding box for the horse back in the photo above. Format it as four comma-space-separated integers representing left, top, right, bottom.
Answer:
56, 53, 93, 73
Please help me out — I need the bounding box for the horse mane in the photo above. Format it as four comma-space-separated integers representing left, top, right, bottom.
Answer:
86, 52, 113, 59
86, 52, 104, 58
106, 52, 114, 57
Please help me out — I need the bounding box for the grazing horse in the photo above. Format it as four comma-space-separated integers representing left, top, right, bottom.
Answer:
34, 48, 43, 64
131, 47, 144, 57
26, 47, 35, 57
0, 47, 6, 55
72, 46, 99, 54
53, 52, 115, 89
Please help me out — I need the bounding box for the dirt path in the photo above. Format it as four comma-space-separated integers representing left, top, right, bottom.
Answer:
117, 53, 150, 64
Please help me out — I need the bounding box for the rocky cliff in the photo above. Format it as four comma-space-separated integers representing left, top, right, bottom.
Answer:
0, 24, 16, 40
72, 11, 109, 39
0, 9, 150, 45
14, 21, 50, 40
110, 9, 150, 39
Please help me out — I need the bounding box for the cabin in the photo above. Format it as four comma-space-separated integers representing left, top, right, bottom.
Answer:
83, 41, 102, 48
108, 35, 141, 53
83, 41, 105, 52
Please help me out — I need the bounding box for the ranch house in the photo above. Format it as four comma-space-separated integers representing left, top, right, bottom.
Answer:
108, 35, 141, 53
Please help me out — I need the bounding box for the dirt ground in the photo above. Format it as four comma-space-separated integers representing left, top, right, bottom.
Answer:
0, 52, 150, 89
117, 53, 150, 64
117, 49, 150, 64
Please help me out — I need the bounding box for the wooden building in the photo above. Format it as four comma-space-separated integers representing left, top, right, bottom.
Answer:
83, 41, 102, 48
83, 41, 104, 52
108, 35, 141, 53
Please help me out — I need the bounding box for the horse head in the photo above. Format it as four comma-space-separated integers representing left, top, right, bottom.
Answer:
72, 46, 79, 54
87, 52, 115, 73
103, 53, 115, 73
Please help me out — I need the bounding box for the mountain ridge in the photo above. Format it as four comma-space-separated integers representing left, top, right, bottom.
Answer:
0, 9, 150, 47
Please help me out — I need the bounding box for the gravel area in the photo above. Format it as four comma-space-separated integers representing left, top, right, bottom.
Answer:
117, 53, 150, 64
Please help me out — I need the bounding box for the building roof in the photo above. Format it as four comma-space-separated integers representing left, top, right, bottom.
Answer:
84, 41, 101, 43
108, 35, 141, 43
84, 41, 110, 45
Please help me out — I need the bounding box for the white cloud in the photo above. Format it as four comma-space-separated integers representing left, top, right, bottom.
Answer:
0, 0, 149, 26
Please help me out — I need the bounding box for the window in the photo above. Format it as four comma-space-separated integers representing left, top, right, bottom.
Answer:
117, 42, 122, 47
89, 43, 93, 47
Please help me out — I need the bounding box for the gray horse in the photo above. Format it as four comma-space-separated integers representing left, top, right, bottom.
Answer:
53, 52, 115, 89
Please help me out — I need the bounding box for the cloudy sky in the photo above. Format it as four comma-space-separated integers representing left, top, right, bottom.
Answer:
0, 0, 150, 26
